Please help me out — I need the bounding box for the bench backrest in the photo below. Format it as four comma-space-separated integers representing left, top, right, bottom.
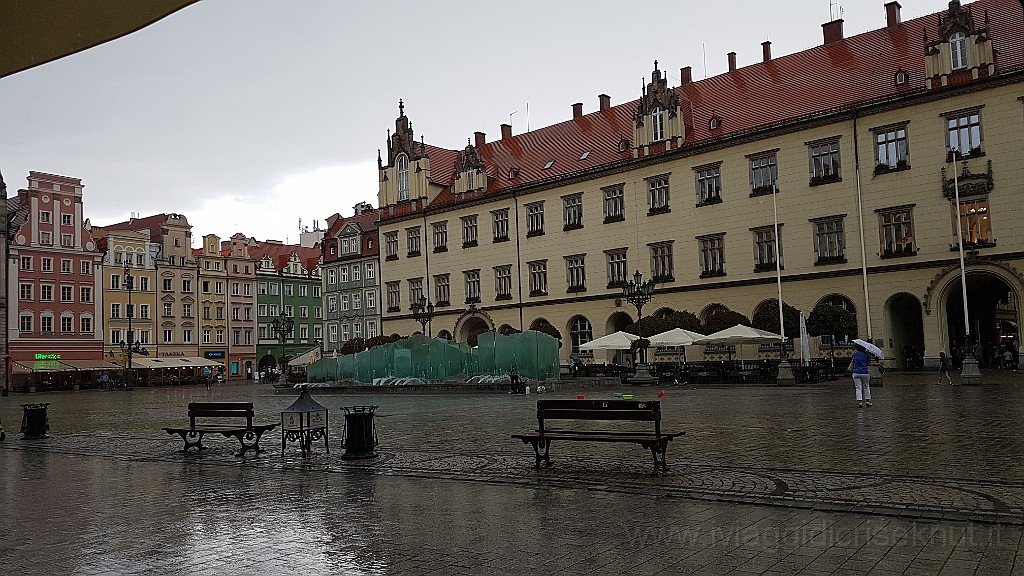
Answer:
188, 402, 255, 428
536, 399, 662, 436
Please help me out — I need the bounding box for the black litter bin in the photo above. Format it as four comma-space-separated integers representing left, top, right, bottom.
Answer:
341, 405, 378, 459
21, 403, 50, 439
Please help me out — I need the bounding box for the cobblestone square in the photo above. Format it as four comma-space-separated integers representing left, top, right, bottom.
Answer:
4, 372, 1024, 574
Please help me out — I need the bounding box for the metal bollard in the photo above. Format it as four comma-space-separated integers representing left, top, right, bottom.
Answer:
21, 403, 51, 439
341, 405, 378, 459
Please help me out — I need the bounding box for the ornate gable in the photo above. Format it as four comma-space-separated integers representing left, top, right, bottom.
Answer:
923, 0, 996, 88
634, 60, 680, 128
383, 99, 427, 169
632, 61, 686, 156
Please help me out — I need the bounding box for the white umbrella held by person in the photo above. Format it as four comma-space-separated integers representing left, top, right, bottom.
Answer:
852, 338, 884, 359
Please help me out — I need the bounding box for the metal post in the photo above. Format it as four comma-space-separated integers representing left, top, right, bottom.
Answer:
952, 151, 981, 384
773, 184, 796, 386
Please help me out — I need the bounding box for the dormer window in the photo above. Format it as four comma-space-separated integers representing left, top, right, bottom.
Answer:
466, 169, 474, 191
949, 32, 967, 70
894, 70, 908, 85
652, 107, 665, 141
397, 153, 409, 201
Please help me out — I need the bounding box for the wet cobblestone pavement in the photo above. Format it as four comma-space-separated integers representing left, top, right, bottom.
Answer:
4, 371, 1024, 574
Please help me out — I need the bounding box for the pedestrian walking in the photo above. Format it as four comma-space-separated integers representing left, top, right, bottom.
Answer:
848, 343, 872, 408
937, 352, 952, 385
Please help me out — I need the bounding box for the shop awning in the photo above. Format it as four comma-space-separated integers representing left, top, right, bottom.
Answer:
287, 346, 323, 367
132, 357, 224, 369
12, 361, 33, 374
59, 359, 122, 371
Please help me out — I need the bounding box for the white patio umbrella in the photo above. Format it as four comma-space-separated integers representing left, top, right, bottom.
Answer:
799, 313, 811, 367
694, 325, 785, 363
578, 330, 640, 351
648, 328, 705, 367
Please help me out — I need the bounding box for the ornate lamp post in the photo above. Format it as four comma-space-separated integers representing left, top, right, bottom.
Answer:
120, 261, 148, 390
622, 270, 656, 381
410, 295, 435, 337
271, 311, 295, 378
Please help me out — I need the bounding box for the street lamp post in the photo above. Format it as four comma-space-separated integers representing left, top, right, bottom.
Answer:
120, 261, 148, 390
410, 295, 435, 337
622, 270, 656, 381
271, 311, 295, 378
950, 150, 981, 385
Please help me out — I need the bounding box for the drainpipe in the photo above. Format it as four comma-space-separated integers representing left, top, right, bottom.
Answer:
513, 191, 524, 331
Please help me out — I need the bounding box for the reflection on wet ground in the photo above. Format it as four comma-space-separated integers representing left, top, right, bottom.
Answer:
3, 371, 1024, 575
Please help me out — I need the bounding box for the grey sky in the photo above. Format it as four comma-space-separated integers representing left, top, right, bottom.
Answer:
1, 0, 934, 244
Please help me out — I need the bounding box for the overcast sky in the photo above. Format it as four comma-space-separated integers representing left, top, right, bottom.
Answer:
1, 0, 937, 244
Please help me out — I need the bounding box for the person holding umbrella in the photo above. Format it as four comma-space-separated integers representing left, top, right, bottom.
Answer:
849, 339, 883, 408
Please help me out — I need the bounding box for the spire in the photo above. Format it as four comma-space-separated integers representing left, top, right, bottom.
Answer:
399, 98, 405, 117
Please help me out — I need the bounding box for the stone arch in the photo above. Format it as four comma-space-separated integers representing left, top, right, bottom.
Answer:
529, 317, 553, 330
567, 315, 594, 355
751, 299, 777, 323
437, 329, 453, 341
454, 306, 494, 343
815, 293, 857, 315
884, 293, 925, 369
652, 307, 675, 319
605, 311, 633, 334
699, 303, 730, 323
935, 263, 1023, 354
258, 354, 276, 370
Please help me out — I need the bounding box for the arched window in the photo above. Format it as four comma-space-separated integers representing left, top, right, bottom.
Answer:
397, 154, 409, 201
821, 294, 856, 314
569, 316, 593, 354
949, 32, 967, 70
651, 107, 665, 141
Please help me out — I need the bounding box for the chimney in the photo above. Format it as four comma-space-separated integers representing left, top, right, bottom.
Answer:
885, 1, 902, 27
762, 41, 772, 62
500, 123, 512, 140
822, 19, 844, 44
598, 94, 611, 111
727, 52, 737, 72
474, 131, 485, 147
680, 66, 692, 85
572, 102, 583, 119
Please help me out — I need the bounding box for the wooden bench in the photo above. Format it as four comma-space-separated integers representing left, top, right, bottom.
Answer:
511, 399, 684, 475
163, 402, 277, 456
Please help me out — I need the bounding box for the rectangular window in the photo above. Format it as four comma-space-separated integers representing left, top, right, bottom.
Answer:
945, 109, 983, 158
602, 184, 624, 222
299, 284, 308, 297
258, 281, 268, 295
243, 283, 252, 296
562, 194, 583, 230
386, 281, 401, 312
245, 330, 252, 345
352, 294, 361, 310
313, 306, 322, 319
329, 324, 338, 343
606, 250, 627, 287
61, 316, 73, 332
874, 124, 910, 171
365, 262, 375, 279
284, 284, 293, 296
182, 279, 191, 293
202, 329, 211, 344
183, 330, 193, 344
351, 265, 360, 281
385, 231, 399, 259
695, 164, 722, 205
110, 329, 122, 345
61, 234, 73, 247
60, 259, 72, 274
270, 283, 279, 296
954, 198, 992, 248
80, 286, 92, 303
61, 286, 73, 302
406, 227, 421, 256
20, 256, 31, 271
216, 329, 224, 344
492, 210, 509, 242
812, 216, 847, 264
495, 265, 512, 300
352, 323, 361, 339
462, 215, 478, 247
646, 174, 670, 213
40, 211, 51, 223
649, 242, 674, 281
216, 281, 225, 295
80, 316, 92, 333
698, 234, 726, 278
365, 290, 376, 309
299, 306, 308, 318
752, 226, 783, 270
432, 221, 448, 252
341, 267, 349, 283
20, 315, 32, 333
42, 257, 53, 272
81, 261, 91, 275
41, 316, 53, 333
464, 270, 481, 302
232, 282, 240, 296
808, 138, 842, 184
526, 202, 545, 236
367, 321, 377, 339
62, 213, 73, 225
111, 274, 121, 290
164, 329, 173, 344
529, 261, 548, 296
408, 278, 423, 306
183, 303, 192, 318
202, 280, 210, 293
875, 206, 916, 257
232, 307, 240, 321
40, 285, 53, 301
328, 296, 338, 313
163, 278, 172, 292
19, 283, 32, 300
328, 269, 337, 284
139, 277, 149, 292
748, 152, 778, 195
233, 330, 241, 345
299, 326, 309, 340
565, 255, 586, 292
40, 232, 52, 245
435, 274, 450, 305
164, 303, 173, 317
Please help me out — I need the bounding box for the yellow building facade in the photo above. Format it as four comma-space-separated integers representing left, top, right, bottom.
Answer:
376, 0, 1024, 368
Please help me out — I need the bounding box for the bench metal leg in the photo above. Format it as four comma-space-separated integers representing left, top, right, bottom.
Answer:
524, 438, 551, 468
234, 430, 266, 457
647, 442, 670, 476
176, 431, 205, 453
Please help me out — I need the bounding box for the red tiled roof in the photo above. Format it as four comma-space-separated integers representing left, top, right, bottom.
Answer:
325, 209, 379, 238
97, 213, 168, 240
246, 242, 321, 275
393, 0, 1022, 216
